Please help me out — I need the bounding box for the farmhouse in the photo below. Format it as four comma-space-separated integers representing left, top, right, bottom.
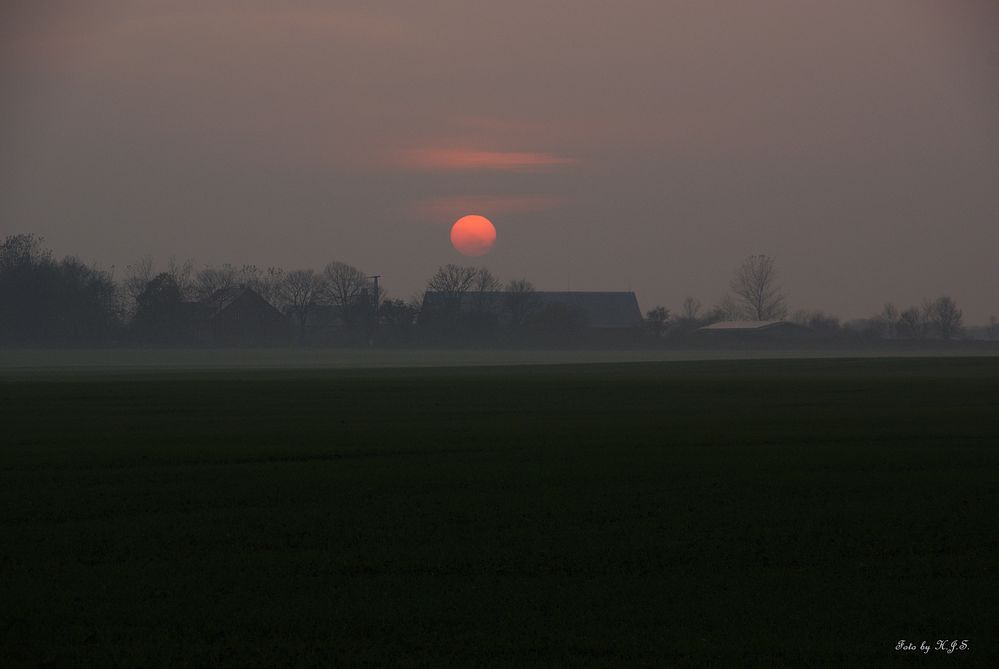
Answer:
420, 290, 643, 343
530, 292, 644, 330
182, 286, 291, 346
696, 320, 812, 340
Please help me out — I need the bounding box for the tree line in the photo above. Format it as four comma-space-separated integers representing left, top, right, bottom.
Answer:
0, 234, 582, 346
642, 254, 988, 342
1, 234, 994, 346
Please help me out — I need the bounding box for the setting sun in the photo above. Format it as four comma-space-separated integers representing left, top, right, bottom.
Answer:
450, 214, 496, 257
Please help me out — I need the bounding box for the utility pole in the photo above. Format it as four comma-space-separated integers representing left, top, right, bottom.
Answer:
368, 275, 381, 309
367, 274, 381, 347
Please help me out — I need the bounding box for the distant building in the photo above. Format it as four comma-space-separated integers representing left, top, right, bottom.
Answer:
696, 320, 812, 340
530, 292, 644, 330
420, 290, 643, 344
181, 286, 290, 346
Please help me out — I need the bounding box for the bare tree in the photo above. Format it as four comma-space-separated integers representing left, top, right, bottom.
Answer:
280, 269, 326, 341
897, 306, 929, 339
321, 260, 375, 339
930, 295, 963, 341
123, 255, 153, 299
467, 267, 502, 316
1, 235, 118, 345
323, 261, 369, 309
426, 264, 477, 313
988, 315, 998, 341
473, 268, 502, 293
241, 266, 285, 305
680, 296, 702, 322
730, 254, 787, 321
645, 306, 670, 339
194, 263, 285, 304
791, 309, 840, 336
669, 296, 703, 334
0, 233, 51, 271
505, 278, 539, 329
194, 264, 238, 300
921, 298, 936, 331
428, 264, 478, 294
707, 295, 742, 323
121, 255, 155, 319
879, 303, 898, 339
166, 257, 195, 300
506, 278, 534, 293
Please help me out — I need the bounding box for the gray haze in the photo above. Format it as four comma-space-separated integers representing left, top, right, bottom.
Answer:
2, 0, 998, 321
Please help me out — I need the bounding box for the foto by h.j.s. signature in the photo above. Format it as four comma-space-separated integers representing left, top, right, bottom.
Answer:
895, 640, 969, 655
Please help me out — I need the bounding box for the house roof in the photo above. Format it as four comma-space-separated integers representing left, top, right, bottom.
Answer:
422, 291, 643, 329
532, 292, 642, 328
201, 286, 250, 316
698, 320, 788, 331
185, 285, 282, 320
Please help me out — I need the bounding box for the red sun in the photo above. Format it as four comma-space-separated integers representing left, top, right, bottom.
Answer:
450, 215, 497, 257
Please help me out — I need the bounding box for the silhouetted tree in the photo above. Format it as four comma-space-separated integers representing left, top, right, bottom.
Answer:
730, 254, 787, 320
0, 234, 119, 344
194, 264, 238, 300
791, 310, 840, 337
0, 233, 51, 272
505, 279, 540, 331
322, 261, 371, 336
897, 306, 929, 339
466, 268, 503, 329
323, 261, 368, 309
668, 296, 703, 336
377, 298, 419, 343
843, 317, 882, 342
681, 296, 702, 322
879, 303, 898, 339
645, 306, 671, 339
424, 264, 480, 327
122, 255, 154, 318
280, 269, 326, 342
706, 296, 741, 323
472, 268, 502, 293
166, 257, 195, 300
236, 265, 284, 305
930, 296, 963, 341
427, 264, 478, 299
49, 257, 119, 342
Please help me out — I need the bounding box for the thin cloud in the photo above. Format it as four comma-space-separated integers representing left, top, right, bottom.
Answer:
392, 148, 575, 172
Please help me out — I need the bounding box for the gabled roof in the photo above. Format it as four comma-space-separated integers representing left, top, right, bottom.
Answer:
532, 292, 642, 329
201, 286, 248, 317
190, 285, 282, 320
698, 320, 788, 331
422, 291, 643, 329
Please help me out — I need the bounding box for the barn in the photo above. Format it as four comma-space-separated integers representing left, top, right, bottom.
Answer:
182, 286, 291, 346
420, 290, 643, 344
696, 320, 813, 341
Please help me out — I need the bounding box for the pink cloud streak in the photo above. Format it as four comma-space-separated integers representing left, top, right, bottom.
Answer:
392, 148, 574, 171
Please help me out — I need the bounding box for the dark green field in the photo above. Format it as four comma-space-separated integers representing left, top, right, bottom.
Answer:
2, 357, 998, 667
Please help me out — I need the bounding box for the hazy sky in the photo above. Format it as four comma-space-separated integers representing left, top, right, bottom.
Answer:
2, 1, 998, 320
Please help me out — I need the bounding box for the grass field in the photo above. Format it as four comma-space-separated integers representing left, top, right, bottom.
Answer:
2, 356, 998, 667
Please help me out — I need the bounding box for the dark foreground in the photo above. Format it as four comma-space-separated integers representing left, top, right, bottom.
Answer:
2, 358, 998, 667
